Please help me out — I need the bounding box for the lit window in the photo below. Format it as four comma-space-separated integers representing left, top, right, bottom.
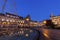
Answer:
20, 28, 23, 30
25, 34, 29, 37
30, 22, 33, 24
34, 23, 37, 24
43, 21, 46, 24
10, 20, 13, 22
26, 18, 29, 21
19, 31, 24, 34
20, 21, 24, 23
6, 19, 9, 22
12, 20, 15, 22
2, 19, 5, 21
54, 22, 58, 24
25, 24, 28, 26
9, 32, 13, 36
20, 31, 21, 34
30, 30, 33, 32
22, 21, 24, 23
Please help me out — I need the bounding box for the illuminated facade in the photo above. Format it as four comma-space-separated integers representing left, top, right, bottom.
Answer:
0, 12, 38, 27
0, 12, 23, 27
50, 14, 60, 28
0, 12, 47, 28
0, 12, 60, 28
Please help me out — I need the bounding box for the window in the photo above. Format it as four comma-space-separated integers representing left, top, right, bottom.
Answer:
10, 20, 13, 22
6, 19, 9, 22
2, 19, 5, 21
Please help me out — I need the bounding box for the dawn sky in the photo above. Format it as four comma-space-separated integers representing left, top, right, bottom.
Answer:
0, 0, 60, 21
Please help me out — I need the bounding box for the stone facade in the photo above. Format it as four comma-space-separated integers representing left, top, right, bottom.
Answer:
50, 14, 60, 28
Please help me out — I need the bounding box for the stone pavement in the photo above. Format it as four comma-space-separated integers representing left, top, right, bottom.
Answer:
0, 28, 60, 40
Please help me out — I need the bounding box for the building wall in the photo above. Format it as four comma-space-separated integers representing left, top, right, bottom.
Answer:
0, 15, 23, 27
50, 16, 60, 27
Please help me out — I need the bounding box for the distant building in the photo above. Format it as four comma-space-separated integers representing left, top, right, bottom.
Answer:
1, 12, 60, 28
0, 12, 23, 27
38, 20, 50, 28
50, 13, 60, 28
29, 21, 39, 27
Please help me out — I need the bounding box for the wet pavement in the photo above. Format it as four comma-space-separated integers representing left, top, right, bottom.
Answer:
0, 28, 60, 40
0, 28, 40, 40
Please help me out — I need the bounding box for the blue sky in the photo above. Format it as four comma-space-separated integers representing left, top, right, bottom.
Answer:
0, 0, 60, 21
